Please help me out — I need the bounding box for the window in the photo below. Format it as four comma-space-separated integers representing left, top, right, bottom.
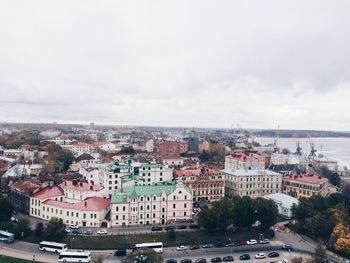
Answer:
123, 206, 126, 211
116, 207, 119, 211
173, 204, 176, 209
184, 203, 187, 208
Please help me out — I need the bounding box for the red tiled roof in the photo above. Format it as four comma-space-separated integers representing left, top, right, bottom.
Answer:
59, 181, 102, 192
10, 181, 39, 194
42, 197, 110, 211
31, 186, 64, 199
284, 173, 328, 184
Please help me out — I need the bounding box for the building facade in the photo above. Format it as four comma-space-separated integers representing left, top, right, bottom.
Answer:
222, 168, 283, 198
175, 167, 224, 202
282, 173, 337, 198
29, 181, 110, 227
224, 153, 265, 170
111, 181, 192, 227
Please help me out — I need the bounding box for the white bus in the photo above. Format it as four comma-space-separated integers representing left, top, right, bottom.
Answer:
58, 251, 91, 263
134, 242, 163, 253
0, 230, 15, 243
39, 241, 67, 253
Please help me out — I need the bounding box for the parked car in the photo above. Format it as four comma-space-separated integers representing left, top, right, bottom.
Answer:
152, 226, 163, 231
246, 239, 257, 245
222, 256, 234, 262
255, 253, 266, 259
69, 224, 79, 229
202, 243, 214, 248
268, 252, 279, 258
225, 242, 234, 247
97, 229, 108, 235
83, 230, 93, 235
189, 224, 200, 229
239, 254, 250, 260
114, 249, 127, 257
235, 240, 246, 246
165, 225, 176, 231
195, 258, 207, 263
180, 259, 192, 263
64, 228, 71, 234
176, 245, 188, 251
71, 229, 83, 235
166, 259, 177, 263
278, 260, 288, 263
177, 224, 187, 229
211, 257, 222, 263
189, 244, 200, 250
282, 244, 293, 251
215, 242, 224, 247
259, 238, 270, 244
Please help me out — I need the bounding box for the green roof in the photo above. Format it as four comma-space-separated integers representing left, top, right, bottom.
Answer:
111, 181, 191, 204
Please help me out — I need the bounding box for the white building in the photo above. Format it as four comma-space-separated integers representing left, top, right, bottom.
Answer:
111, 181, 192, 227
263, 193, 299, 218
222, 168, 283, 198
145, 139, 154, 152
225, 153, 265, 170
30, 181, 110, 227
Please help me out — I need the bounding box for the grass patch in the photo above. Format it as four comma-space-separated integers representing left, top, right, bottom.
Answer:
62, 229, 274, 250
0, 255, 43, 263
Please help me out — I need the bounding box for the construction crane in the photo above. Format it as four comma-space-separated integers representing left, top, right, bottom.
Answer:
308, 135, 317, 159
294, 133, 303, 156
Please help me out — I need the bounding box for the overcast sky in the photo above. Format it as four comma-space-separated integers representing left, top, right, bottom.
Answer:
0, 0, 350, 131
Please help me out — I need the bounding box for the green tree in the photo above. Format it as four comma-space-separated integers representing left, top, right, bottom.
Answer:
198, 198, 235, 232
167, 229, 176, 239
35, 222, 44, 237
45, 217, 65, 240
14, 218, 32, 238
0, 197, 14, 222
232, 196, 256, 230
123, 248, 163, 263
198, 205, 218, 231
255, 198, 278, 231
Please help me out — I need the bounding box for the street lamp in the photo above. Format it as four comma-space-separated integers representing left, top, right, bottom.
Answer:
229, 238, 233, 256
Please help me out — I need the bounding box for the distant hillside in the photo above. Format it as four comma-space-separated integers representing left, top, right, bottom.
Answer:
251, 129, 350, 138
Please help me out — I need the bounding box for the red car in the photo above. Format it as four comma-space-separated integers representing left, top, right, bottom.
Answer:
189, 244, 200, 250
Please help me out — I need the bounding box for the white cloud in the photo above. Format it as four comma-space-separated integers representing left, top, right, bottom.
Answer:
0, 0, 350, 130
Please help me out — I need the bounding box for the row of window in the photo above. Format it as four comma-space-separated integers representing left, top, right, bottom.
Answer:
115, 211, 187, 220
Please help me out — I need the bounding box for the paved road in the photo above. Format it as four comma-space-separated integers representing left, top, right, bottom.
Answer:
1, 233, 348, 263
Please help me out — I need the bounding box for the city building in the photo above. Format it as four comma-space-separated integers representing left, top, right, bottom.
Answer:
92, 141, 116, 152
145, 139, 154, 152
179, 142, 188, 154
263, 193, 299, 218
111, 181, 192, 227
282, 173, 337, 198
198, 141, 210, 153
224, 152, 265, 170
222, 168, 283, 198
29, 180, 110, 227
69, 142, 93, 156
175, 167, 224, 202
159, 141, 181, 159
8, 181, 40, 214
